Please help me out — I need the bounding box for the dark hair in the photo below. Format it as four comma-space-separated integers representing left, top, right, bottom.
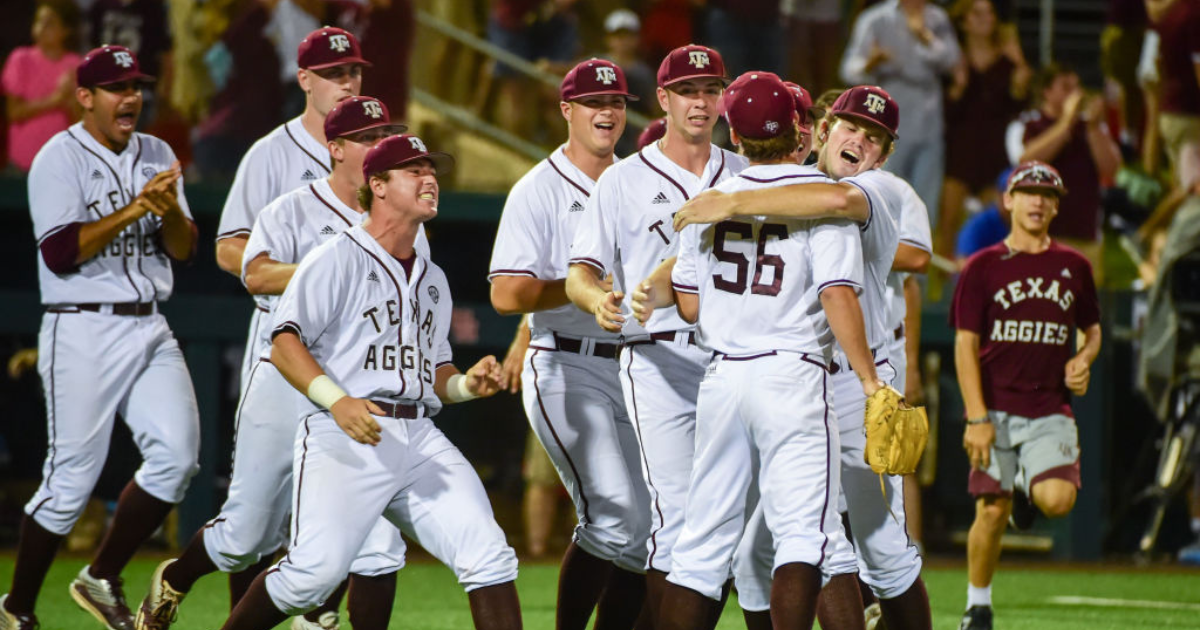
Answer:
36, 0, 81, 51
737, 123, 800, 162
357, 171, 391, 210
1033, 62, 1076, 104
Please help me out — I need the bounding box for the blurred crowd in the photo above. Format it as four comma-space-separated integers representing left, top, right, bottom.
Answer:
0, 0, 1198, 289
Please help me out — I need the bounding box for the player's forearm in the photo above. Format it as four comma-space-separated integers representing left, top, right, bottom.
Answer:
820, 286, 878, 385
272, 332, 327, 396
1019, 120, 1073, 164
730, 183, 869, 223
566, 264, 609, 314
1074, 323, 1103, 366
159, 212, 196, 262
903, 275, 922, 362
433, 364, 462, 402
489, 276, 569, 315
244, 258, 299, 295
76, 203, 149, 263
954, 330, 989, 419
675, 292, 698, 324
892, 243, 931, 273
216, 236, 248, 277
6, 94, 60, 123
646, 256, 678, 310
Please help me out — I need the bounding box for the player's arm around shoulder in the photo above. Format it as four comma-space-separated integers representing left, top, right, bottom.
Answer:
674, 178, 869, 232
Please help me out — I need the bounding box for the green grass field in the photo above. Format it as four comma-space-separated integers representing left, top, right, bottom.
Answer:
3, 556, 1199, 629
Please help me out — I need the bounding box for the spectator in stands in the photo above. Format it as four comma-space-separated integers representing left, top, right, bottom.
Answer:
781, 0, 843, 98
328, 0, 416, 119
1100, 0, 1148, 152
1008, 64, 1121, 276
955, 168, 1013, 266
700, 0, 783, 76
2, 0, 81, 173
486, 0, 580, 139
841, 0, 961, 223
639, 0, 693, 68
88, 0, 171, 129
939, 0, 1029, 262
601, 9, 655, 112
266, 0, 322, 119
1148, 0, 1200, 192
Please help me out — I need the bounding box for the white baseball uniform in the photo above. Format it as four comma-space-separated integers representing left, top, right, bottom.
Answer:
667, 163, 861, 601
217, 116, 331, 394
263, 225, 517, 614
201, 179, 426, 576
569, 141, 748, 572
881, 172, 932, 393
488, 146, 649, 571
26, 123, 200, 535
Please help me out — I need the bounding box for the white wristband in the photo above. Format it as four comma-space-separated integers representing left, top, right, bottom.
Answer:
446, 374, 478, 402
307, 374, 348, 410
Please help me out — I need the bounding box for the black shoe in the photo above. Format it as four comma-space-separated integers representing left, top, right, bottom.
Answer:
1009, 488, 1036, 531
959, 606, 993, 630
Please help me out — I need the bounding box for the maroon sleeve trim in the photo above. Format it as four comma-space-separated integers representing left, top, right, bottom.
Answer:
672, 282, 699, 294
271, 322, 303, 341
39, 222, 83, 274
487, 269, 539, 280
569, 257, 606, 274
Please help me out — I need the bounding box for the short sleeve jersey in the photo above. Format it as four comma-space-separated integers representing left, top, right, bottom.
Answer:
488, 145, 619, 339
217, 117, 331, 242
242, 178, 430, 360
949, 241, 1100, 418
876, 170, 932, 332
271, 225, 452, 416
569, 141, 749, 335
671, 164, 864, 355
29, 123, 192, 305
839, 168, 900, 350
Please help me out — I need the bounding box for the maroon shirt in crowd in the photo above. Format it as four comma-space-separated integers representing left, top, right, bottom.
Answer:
950, 241, 1100, 418
1154, 0, 1200, 115
1022, 113, 1102, 242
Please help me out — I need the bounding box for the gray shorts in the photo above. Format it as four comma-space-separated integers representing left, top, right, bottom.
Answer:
968, 411, 1081, 497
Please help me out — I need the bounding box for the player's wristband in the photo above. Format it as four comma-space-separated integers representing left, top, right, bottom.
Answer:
307, 375, 348, 410
446, 374, 478, 402
966, 415, 992, 425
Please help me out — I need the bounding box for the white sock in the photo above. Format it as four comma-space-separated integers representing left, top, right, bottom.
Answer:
967, 584, 992, 608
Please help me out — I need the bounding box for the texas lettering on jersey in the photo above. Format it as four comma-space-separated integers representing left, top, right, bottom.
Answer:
360, 297, 436, 385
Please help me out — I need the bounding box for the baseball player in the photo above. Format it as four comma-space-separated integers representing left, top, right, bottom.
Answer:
135, 97, 420, 630
0, 46, 199, 630
672, 87, 934, 630
488, 59, 649, 630
630, 72, 884, 630
211, 27, 398, 622
217, 134, 521, 630
565, 44, 749, 621
952, 162, 1101, 630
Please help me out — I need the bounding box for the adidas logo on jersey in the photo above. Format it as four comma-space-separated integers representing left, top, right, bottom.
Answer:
652, 192, 669, 204
91, 169, 104, 180
301, 169, 318, 181
1061, 268, 1072, 279
320, 225, 336, 235
367, 270, 380, 282
568, 201, 584, 212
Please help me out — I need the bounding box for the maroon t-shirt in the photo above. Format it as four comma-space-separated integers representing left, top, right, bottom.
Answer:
1154, 0, 1200, 115
1022, 111, 1102, 242
950, 241, 1100, 418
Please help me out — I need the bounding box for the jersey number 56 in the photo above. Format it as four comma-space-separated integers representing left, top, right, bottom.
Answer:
712, 221, 786, 297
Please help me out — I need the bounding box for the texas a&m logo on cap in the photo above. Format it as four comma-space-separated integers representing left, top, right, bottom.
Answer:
113, 51, 134, 68
689, 50, 711, 69
329, 34, 350, 52
595, 66, 617, 85
864, 93, 887, 115
363, 100, 383, 119
409, 136, 427, 152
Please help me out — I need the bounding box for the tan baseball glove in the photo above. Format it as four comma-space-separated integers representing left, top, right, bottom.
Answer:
864, 385, 930, 476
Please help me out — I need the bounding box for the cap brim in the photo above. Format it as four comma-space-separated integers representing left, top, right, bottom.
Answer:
661, 74, 728, 89
304, 57, 373, 70
336, 121, 409, 140
832, 111, 898, 139
92, 71, 155, 87
566, 89, 640, 102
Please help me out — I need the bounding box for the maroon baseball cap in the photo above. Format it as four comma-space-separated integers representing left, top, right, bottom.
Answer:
561, 58, 639, 102
324, 96, 407, 140
77, 45, 153, 88
719, 70, 781, 115
298, 27, 371, 70
657, 44, 726, 88
1006, 160, 1067, 196
783, 81, 814, 132
722, 73, 796, 140
362, 134, 454, 181
637, 118, 668, 150
829, 85, 899, 139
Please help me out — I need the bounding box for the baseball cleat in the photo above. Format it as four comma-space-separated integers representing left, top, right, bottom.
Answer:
69, 566, 134, 630
1008, 488, 1036, 531
0, 595, 39, 630
135, 560, 186, 630
290, 611, 340, 630
958, 605, 993, 630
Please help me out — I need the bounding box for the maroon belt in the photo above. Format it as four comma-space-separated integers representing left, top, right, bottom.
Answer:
625, 331, 697, 347
371, 400, 421, 419
51, 302, 156, 316
552, 333, 620, 359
